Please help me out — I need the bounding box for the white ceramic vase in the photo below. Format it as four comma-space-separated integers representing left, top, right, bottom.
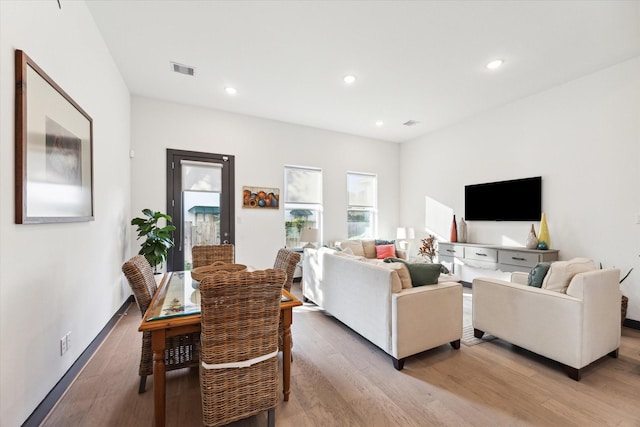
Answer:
525, 224, 538, 249
458, 217, 467, 243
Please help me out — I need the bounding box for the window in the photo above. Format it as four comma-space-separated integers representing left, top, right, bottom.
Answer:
347, 172, 377, 239
284, 166, 323, 248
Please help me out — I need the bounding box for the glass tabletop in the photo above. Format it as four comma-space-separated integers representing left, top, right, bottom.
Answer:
146, 271, 201, 321
145, 270, 296, 322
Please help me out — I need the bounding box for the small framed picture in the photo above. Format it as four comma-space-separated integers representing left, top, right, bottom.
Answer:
242, 186, 279, 209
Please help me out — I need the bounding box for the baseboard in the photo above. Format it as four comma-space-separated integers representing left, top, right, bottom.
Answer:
623, 318, 640, 330
22, 295, 135, 427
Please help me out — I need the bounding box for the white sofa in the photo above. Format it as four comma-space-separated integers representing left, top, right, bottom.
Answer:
303, 247, 462, 370
472, 260, 621, 380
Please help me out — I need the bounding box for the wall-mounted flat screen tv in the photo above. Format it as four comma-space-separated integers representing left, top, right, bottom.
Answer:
465, 176, 542, 221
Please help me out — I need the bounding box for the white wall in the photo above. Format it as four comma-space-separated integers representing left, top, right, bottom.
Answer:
400, 57, 640, 320
131, 96, 400, 269
0, 2, 131, 425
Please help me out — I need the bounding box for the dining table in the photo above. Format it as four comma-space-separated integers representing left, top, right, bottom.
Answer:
138, 269, 302, 427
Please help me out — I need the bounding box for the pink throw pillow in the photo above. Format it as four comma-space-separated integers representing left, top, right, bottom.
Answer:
376, 244, 396, 259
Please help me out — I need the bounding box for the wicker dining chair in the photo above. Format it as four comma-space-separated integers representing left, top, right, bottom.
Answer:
122, 255, 200, 393
192, 244, 235, 268
273, 248, 301, 352
199, 269, 286, 427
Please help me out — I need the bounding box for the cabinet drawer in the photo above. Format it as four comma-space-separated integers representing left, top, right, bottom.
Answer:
439, 244, 464, 258
465, 247, 498, 263
499, 251, 539, 268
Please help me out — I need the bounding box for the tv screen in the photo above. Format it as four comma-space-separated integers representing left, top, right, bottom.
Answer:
465, 176, 541, 221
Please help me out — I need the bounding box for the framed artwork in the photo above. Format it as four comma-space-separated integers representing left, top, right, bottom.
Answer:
15, 50, 94, 224
242, 186, 279, 209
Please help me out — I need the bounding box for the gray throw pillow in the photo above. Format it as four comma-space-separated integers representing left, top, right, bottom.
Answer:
528, 262, 551, 288
384, 257, 441, 286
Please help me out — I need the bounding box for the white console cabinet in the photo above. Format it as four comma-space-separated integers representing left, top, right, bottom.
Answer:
438, 242, 558, 274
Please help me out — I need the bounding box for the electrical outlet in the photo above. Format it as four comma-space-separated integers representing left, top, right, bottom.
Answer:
66, 331, 72, 351
60, 336, 67, 355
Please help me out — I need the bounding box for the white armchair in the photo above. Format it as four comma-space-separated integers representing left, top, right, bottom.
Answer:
472, 265, 621, 380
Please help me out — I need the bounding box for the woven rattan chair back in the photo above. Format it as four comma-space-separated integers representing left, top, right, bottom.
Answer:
273, 248, 301, 292
273, 248, 301, 353
122, 255, 200, 393
199, 269, 285, 427
122, 255, 157, 317
192, 244, 235, 268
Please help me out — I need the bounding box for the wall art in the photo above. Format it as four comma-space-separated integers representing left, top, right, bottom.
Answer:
15, 50, 94, 223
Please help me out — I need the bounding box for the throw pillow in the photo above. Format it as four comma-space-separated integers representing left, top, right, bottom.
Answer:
384, 258, 441, 286
541, 258, 596, 293
527, 262, 551, 288
375, 239, 395, 246
361, 240, 377, 258
384, 262, 412, 289
376, 244, 396, 259
338, 240, 365, 257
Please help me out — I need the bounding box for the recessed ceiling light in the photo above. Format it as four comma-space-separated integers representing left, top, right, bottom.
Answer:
343, 75, 356, 84
486, 59, 504, 70
224, 87, 237, 95
375, 121, 384, 127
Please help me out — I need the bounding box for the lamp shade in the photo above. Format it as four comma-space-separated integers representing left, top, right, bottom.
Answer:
300, 227, 319, 244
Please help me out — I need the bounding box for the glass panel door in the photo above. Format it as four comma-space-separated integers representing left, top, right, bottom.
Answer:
167, 150, 234, 271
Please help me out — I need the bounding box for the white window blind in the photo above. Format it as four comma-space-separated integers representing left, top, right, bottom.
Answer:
285, 166, 322, 204
181, 160, 222, 192
347, 172, 376, 207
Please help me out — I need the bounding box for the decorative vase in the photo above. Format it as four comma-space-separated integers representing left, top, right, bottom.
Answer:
525, 224, 538, 249
537, 212, 550, 249
458, 217, 467, 243
450, 215, 458, 243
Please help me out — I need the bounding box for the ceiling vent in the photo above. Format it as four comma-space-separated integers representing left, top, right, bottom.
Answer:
170, 62, 195, 76
403, 120, 420, 127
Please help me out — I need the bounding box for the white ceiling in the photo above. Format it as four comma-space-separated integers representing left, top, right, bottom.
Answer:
85, 1, 640, 143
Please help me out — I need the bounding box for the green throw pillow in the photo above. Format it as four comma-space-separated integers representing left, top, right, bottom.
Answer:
384, 258, 441, 286
528, 262, 551, 288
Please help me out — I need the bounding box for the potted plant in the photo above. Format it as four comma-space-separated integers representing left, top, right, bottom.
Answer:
131, 209, 176, 273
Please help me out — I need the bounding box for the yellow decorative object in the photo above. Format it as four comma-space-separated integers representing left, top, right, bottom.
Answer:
537, 212, 550, 249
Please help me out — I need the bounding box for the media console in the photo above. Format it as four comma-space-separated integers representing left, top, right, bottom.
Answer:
438, 242, 559, 274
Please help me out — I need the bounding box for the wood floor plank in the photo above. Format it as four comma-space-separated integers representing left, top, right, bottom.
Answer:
41, 283, 640, 426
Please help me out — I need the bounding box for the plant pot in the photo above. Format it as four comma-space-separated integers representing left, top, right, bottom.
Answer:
621, 295, 628, 326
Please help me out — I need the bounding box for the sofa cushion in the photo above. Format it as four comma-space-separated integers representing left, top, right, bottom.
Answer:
384, 258, 441, 286
541, 258, 596, 293
362, 240, 377, 258
384, 262, 412, 289
338, 240, 365, 257
376, 244, 396, 259
527, 262, 551, 288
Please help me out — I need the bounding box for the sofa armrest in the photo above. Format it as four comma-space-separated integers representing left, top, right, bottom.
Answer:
392, 282, 462, 359
396, 249, 407, 260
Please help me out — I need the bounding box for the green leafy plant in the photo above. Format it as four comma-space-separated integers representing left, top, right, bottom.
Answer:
131, 209, 176, 272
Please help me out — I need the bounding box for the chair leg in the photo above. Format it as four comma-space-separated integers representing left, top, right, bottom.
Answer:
138, 375, 147, 394
609, 348, 619, 358
474, 328, 485, 339
267, 407, 275, 427
450, 339, 461, 349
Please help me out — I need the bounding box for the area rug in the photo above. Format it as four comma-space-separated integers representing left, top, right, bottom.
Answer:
461, 324, 496, 346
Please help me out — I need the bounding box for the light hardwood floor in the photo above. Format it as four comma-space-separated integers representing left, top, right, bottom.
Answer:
42, 284, 640, 426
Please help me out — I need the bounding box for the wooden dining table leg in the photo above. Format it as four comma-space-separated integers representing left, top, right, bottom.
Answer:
151, 330, 167, 427
281, 308, 293, 401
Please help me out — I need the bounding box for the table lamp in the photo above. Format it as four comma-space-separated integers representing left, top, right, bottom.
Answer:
300, 227, 319, 248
